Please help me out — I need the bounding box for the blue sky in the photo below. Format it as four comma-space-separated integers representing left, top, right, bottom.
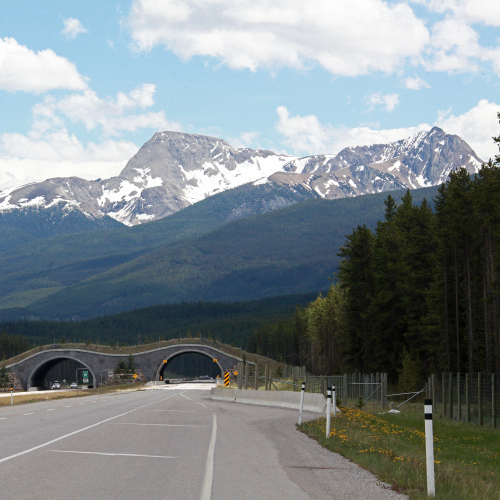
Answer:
0, 0, 499, 188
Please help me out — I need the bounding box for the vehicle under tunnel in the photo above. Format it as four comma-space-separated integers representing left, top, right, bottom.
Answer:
28, 358, 95, 389
159, 352, 222, 380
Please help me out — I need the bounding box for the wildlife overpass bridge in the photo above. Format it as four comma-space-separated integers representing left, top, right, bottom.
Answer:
6, 344, 248, 390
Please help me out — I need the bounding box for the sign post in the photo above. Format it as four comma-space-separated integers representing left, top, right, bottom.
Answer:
298, 382, 306, 425
326, 386, 332, 438
425, 399, 436, 497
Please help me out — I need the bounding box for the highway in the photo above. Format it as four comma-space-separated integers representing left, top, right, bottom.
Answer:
0, 385, 406, 499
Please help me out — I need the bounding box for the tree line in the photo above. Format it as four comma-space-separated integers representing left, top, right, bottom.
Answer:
248, 123, 500, 380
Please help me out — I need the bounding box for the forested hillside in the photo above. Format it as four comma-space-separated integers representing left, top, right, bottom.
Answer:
249, 136, 500, 380
0, 292, 319, 351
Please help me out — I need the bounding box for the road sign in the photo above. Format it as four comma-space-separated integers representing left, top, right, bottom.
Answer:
224, 372, 230, 386
213, 359, 217, 362
163, 360, 168, 363
216, 375, 219, 379
82, 371, 88, 378
83, 378, 89, 384
133, 374, 138, 379
108, 370, 114, 378
233, 370, 238, 376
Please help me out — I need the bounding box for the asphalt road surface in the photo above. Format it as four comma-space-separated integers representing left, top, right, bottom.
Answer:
0, 385, 406, 500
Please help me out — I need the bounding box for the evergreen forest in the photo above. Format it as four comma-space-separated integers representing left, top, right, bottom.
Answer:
248, 125, 500, 380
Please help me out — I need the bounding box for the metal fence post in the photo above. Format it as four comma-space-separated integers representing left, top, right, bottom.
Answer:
448, 373, 453, 419
344, 373, 348, 404
237, 363, 243, 390
254, 362, 259, 390
431, 374, 436, 415
381, 373, 386, 410
298, 382, 305, 425
333, 383, 337, 417
478, 372, 483, 426
244, 363, 248, 390
466, 373, 471, 422
492, 374, 496, 429
264, 365, 269, 391
442, 373, 446, 418
425, 399, 436, 497
269, 368, 273, 390
326, 386, 332, 438
457, 372, 461, 422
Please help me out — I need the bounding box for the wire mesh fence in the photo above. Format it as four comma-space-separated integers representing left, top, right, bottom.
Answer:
232, 363, 389, 408
428, 373, 499, 427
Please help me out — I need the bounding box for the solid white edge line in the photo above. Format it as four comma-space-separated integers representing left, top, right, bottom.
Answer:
200, 414, 217, 500
112, 423, 204, 427
0, 392, 181, 464
181, 392, 207, 408
48, 450, 177, 459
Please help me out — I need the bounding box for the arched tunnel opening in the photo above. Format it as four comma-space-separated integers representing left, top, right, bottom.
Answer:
159, 352, 222, 380
29, 358, 95, 389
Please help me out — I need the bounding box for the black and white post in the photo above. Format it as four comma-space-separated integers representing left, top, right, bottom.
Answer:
425, 398, 435, 497
10, 386, 13, 406
332, 383, 337, 417
326, 386, 332, 437
298, 382, 306, 425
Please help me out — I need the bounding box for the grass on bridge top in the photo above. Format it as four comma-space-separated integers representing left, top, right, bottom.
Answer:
300, 403, 500, 500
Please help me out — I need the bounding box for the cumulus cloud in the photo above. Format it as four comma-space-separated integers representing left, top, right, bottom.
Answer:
126, 0, 429, 76
0, 84, 183, 188
436, 99, 500, 160
414, 0, 500, 26
61, 18, 88, 39
405, 75, 431, 89
33, 84, 181, 136
276, 105, 430, 155
0, 37, 88, 93
276, 101, 500, 160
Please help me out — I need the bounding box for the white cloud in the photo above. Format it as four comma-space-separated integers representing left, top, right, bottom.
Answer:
276, 105, 430, 155
0, 130, 139, 188
33, 84, 181, 136
0, 37, 88, 93
405, 75, 431, 90
414, 0, 500, 26
367, 92, 400, 112
436, 99, 500, 160
126, 0, 429, 76
276, 100, 500, 160
229, 131, 260, 149
0, 84, 183, 188
61, 18, 88, 39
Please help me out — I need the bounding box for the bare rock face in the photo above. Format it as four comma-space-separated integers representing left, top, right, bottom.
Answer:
0, 127, 484, 226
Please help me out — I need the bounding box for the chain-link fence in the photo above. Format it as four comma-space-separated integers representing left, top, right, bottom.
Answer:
427, 373, 499, 427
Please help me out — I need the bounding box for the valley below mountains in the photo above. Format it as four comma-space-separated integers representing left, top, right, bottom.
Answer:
0, 127, 485, 320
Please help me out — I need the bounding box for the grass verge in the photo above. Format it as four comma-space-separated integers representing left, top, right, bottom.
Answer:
0, 382, 147, 407
300, 405, 500, 499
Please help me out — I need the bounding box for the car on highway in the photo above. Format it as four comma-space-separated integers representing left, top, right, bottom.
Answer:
70, 382, 78, 389
52, 381, 61, 390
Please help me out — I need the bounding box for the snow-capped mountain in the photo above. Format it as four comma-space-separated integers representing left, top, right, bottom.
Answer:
0, 127, 484, 226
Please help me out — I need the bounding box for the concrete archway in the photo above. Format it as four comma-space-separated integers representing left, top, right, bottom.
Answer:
27, 357, 97, 390
155, 349, 224, 381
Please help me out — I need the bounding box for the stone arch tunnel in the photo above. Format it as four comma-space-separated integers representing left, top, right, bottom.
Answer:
7, 344, 247, 390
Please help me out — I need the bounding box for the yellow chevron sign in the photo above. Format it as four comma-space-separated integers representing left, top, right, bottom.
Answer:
224, 372, 230, 386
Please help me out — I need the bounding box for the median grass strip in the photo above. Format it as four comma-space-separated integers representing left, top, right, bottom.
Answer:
300, 406, 500, 499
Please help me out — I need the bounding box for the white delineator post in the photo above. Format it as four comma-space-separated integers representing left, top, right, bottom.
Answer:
10, 387, 13, 406
326, 386, 332, 438
298, 382, 306, 425
332, 383, 337, 417
425, 398, 436, 497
